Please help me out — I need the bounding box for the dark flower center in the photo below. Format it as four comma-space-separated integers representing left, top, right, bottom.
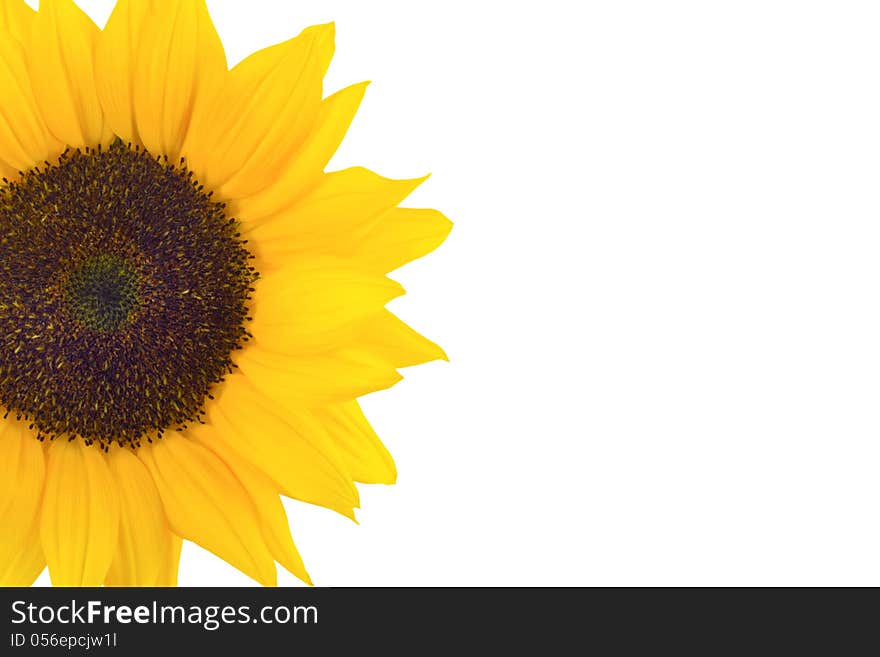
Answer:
65, 254, 141, 332
0, 140, 256, 449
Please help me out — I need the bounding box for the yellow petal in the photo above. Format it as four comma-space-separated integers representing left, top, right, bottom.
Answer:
312, 402, 397, 485
252, 256, 404, 355
0, 35, 54, 172
1, 521, 44, 586
236, 81, 369, 221
190, 428, 312, 584
0, 418, 46, 585
204, 372, 359, 518
27, 0, 105, 147
139, 434, 277, 586
41, 439, 119, 586
131, 0, 226, 159
356, 310, 447, 368
183, 23, 333, 198
105, 447, 176, 586
245, 168, 427, 268
238, 345, 402, 404
155, 535, 183, 586
0, 0, 34, 43
94, 0, 154, 145
353, 208, 453, 273
0, 157, 15, 180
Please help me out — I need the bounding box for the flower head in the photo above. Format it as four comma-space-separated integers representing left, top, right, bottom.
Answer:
0, 0, 449, 586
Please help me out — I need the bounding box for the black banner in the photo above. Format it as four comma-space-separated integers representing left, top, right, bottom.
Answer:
0, 587, 869, 652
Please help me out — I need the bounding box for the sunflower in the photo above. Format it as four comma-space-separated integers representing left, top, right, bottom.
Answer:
0, 0, 449, 587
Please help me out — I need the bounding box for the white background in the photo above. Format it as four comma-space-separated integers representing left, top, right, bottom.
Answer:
33, 0, 880, 586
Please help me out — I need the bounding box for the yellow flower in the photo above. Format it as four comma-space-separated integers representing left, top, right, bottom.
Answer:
0, 0, 449, 587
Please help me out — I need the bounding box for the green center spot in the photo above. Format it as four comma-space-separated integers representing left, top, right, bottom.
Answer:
65, 254, 140, 332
